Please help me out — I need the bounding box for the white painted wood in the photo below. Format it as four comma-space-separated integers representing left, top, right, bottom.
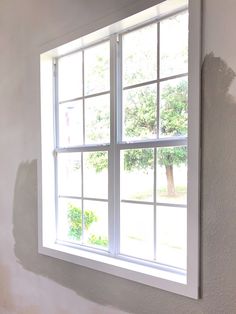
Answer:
187, 0, 201, 299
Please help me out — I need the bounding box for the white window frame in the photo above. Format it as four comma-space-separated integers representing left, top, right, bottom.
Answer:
39, 0, 201, 299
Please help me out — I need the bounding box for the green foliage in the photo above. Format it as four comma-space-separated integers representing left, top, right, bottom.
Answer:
124, 148, 153, 172
95, 55, 109, 79
67, 204, 97, 241
86, 104, 109, 143
125, 87, 156, 139
67, 205, 108, 248
160, 80, 187, 136
87, 151, 108, 173
86, 80, 188, 173
124, 80, 187, 171
88, 235, 108, 247
158, 80, 187, 168
158, 147, 187, 167
86, 52, 109, 95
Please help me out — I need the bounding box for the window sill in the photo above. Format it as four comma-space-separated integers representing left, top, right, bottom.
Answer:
39, 242, 198, 298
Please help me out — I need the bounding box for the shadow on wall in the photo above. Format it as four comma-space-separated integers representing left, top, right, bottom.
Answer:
12, 160, 141, 313
13, 52, 236, 314
201, 53, 235, 109
200, 52, 236, 307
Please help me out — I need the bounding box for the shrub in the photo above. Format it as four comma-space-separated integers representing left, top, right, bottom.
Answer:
67, 204, 97, 241
88, 234, 108, 247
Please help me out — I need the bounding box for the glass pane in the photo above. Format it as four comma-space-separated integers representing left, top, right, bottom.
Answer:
85, 94, 110, 144
59, 100, 83, 147
58, 153, 81, 197
123, 84, 157, 141
58, 52, 82, 102
83, 201, 108, 249
57, 198, 82, 243
156, 206, 187, 269
121, 149, 154, 202
160, 11, 188, 78
123, 24, 157, 87
159, 77, 188, 138
83, 151, 108, 199
84, 41, 110, 95
156, 146, 187, 205
120, 203, 154, 260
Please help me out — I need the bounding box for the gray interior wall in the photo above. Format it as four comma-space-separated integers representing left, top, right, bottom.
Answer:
0, 0, 236, 313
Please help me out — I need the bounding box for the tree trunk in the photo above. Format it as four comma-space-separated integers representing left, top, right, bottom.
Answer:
165, 165, 176, 197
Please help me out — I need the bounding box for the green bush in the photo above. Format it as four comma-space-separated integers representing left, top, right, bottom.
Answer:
67, 204, 97, 241
88, 234, 108, 247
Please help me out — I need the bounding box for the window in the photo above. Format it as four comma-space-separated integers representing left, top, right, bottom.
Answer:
39, 0, 201, 298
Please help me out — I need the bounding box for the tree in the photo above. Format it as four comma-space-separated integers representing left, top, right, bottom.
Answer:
87, 80, 187, 197
157, 80, 187, 196
124, 80, 187, 196
157, 146, 187, 196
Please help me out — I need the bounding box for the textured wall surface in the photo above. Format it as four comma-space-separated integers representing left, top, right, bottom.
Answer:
1, 0, 236, 313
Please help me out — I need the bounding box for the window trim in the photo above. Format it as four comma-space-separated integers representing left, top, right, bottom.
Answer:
39, 0, 201, 299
